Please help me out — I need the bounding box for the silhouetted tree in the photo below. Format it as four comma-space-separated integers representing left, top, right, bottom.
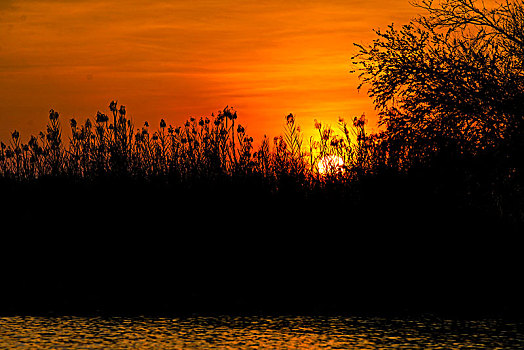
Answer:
353, 0, 524, 224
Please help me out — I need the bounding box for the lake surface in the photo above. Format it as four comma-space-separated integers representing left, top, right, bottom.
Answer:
1, 315, 523, 349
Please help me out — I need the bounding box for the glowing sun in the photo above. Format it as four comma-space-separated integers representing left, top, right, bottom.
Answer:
318, 155, 345, 174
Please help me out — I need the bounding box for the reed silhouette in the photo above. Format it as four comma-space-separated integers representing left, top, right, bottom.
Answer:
1, 0, 523, 318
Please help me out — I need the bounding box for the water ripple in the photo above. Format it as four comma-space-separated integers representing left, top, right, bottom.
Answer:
0, 315, 523, 349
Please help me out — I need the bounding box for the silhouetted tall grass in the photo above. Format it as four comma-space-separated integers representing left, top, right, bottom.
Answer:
1, 101, 522, 232
0, 102, 376, 186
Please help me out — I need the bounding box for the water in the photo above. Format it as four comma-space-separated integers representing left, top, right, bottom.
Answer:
1, 315, 523, 349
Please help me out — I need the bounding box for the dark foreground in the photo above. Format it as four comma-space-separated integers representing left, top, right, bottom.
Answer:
0, 175, 523, 319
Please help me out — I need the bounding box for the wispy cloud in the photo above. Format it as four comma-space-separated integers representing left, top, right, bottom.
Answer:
0, 0, 419, 141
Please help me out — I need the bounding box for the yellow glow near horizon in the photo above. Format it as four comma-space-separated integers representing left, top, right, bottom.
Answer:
318, 155, 345, 175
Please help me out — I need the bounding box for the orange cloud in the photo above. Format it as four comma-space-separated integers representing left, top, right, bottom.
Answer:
0, 0, 420, 144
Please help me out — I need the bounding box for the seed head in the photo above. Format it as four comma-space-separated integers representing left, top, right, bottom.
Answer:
49, 109, 59, 121
109, 101, 118, 112
286, 113, 294, 125
96, 111, 109, 123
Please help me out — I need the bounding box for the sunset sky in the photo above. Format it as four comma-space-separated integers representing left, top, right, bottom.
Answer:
0, 0, 420, 144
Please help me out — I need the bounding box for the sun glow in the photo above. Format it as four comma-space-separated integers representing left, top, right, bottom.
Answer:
318, 155, 345, 175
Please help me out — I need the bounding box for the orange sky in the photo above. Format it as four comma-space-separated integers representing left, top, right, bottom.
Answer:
0, 0, 420, 145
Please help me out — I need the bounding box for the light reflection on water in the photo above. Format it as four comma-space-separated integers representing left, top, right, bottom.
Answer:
0, 315, 523, 349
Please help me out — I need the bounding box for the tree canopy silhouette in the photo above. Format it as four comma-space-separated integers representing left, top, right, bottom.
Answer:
352, 0, 524, 225
353, 0, 524, 167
